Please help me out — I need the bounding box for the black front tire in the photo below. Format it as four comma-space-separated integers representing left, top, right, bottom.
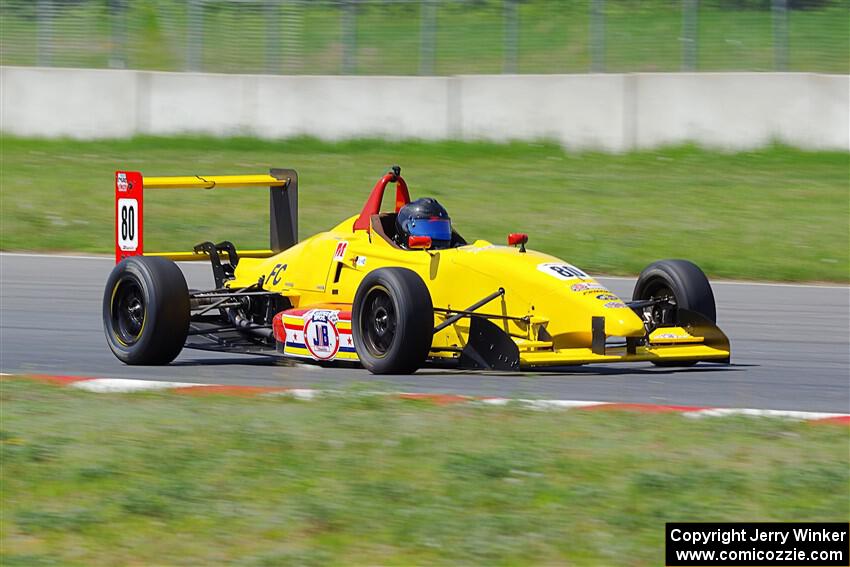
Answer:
632, 259, 716, 323
103, 256, 190, 365
352, 268, 433, 374
633, 259, 716, 368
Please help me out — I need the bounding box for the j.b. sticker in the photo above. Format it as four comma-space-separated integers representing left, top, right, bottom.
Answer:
303, 310, 341, 361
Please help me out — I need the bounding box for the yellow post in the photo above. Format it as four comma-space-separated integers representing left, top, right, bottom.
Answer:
144, 174, 287, 190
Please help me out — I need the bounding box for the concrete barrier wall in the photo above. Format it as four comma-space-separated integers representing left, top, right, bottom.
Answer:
633, 73, 850, 151
2, 66, 847, 151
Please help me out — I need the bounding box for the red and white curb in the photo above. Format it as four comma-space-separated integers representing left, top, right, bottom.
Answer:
3, 374, 849, 425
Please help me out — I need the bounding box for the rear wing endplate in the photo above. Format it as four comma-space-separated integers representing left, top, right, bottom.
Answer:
114, 169, 298, 263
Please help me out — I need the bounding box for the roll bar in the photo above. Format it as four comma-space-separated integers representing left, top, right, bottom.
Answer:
352, 165, 411, 232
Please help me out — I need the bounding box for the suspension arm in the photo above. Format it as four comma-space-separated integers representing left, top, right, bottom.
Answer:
433, 288, 506, 334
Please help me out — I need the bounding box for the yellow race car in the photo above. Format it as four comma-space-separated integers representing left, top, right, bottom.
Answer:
103, 166, 730, 374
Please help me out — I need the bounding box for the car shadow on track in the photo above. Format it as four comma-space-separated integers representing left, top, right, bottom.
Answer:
550, 364, 748, 377
171, 356, 278, 367
414, 363, 752, 378
170, 357, 755, 379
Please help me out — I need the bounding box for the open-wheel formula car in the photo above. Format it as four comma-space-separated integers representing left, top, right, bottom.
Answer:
104, 166, 730, 374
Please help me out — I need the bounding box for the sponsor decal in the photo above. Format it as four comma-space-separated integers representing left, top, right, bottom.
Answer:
538, 262, 590, 281
582, 289, 611, 295
267, 263, 287, 286
655, 332, 689, 339
604, 301, 628, 309
333, 241, 349, 262
596, 293, 619, 301
116, 172, 129, 192
303, 310, 341, 361
571, 282, 607, 292
355, 255, 367, 267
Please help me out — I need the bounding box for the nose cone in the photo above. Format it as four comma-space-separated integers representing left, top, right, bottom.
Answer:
602, 307, 646, 337
449, 243, 648, 342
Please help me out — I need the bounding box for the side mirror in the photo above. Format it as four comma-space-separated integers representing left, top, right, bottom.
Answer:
507, 232, 528, 253
408, 235, 432, 249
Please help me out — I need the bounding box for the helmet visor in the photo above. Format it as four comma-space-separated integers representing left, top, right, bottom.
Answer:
408, 218, 452, 242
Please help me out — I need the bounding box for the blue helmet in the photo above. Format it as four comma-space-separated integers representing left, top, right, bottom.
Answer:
395, 198, 452, 249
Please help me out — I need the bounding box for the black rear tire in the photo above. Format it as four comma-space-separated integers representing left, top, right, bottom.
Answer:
352, 268, 433, 374
632, 259, 716, 368
103, 256, 190, 365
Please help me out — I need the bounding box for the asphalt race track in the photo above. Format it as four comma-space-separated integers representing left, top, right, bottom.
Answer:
1, 253, 848, 412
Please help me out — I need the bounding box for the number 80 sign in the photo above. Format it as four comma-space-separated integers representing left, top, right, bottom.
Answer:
115, 171, 143, 262
117, 198, 138, 251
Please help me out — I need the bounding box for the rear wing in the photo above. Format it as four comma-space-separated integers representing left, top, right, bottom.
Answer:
114, 169, 298, 263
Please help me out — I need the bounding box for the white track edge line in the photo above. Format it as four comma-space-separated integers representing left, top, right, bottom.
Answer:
1, 252, 846, 289
597, 275, 849, 290
71, 378, 208, 393
0, 252, 113, 261
683, 408, 848, 421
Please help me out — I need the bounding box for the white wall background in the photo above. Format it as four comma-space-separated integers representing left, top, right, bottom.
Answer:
2, 66, 847, 151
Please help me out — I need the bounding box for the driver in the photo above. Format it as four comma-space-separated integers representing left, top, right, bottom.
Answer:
394, 197, 453, 250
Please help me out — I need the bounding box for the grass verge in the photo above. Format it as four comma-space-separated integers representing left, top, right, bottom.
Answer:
1, 378, 848, 566
1, 136, 848, 281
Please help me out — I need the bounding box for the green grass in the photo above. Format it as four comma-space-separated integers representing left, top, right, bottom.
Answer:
0, 0, 847, 74
1, 378, 847, 566
1, 136, 848, 282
